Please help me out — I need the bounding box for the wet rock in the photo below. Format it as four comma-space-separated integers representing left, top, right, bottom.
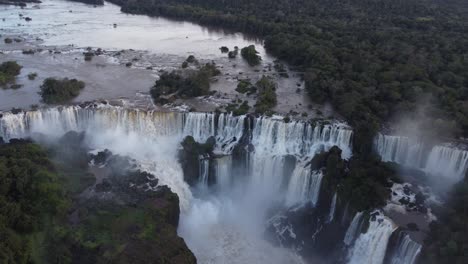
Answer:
68, 0, 104, 5
178, 135, 215, 186
95, 178, 112, 192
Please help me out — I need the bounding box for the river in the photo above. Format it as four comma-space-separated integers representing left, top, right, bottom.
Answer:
0, 0, 322, 116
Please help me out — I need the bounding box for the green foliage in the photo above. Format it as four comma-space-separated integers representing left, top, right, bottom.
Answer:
241, 45, 261, 66
226, 101, 250, 116
0, 140, 66, 263
313, 146, 397, 212
150, 62, 220, 103
235, 79, 255, 94
39, 78, 85, 104
0, 61, 22, 86
254, 76, 277, 114
420, 176, 468, 264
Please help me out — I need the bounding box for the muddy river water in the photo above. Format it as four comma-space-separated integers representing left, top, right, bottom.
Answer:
0, 0, 328, 117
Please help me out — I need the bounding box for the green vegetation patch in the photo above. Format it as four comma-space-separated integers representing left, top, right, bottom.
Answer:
241, 45, 261, 66
254, 76, 277, 114
0, 61, 22, 87
150, 62, 220, 104
39, 78, 85, 104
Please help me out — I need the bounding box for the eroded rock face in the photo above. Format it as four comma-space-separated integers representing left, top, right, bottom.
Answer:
178, 135, 216, 186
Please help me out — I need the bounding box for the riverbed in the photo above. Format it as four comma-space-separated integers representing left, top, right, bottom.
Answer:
0, 0, 328, 117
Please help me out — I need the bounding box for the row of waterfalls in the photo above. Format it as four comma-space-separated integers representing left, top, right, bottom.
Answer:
0, 104, 455, 264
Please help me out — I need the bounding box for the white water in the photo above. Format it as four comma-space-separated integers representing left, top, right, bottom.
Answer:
347, 212, 396, 264
375, 134, 468, 182
390, 233, 421, 264
0, 105, 355, 264
344, 212, 363, 246
328, 193, 337, 223
199, 155, 210, 186
215, 155, 232, 190
285, 166, 323, 207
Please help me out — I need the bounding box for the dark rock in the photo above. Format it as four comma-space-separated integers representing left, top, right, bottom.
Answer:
178, 136, 215, 186
89, 149, 112, 165
68, 0, 104, 5
95, 178, 112, 192
407, 222, 419, 231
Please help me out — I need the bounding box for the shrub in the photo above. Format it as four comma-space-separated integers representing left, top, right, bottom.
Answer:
254, 76, 277, 114
235, 79, 252, 94
241, 45, 261, 66
39, 77, 85, 104
4, 38, 12, 44
220, 46, 229, 53
0, 61, 22, 86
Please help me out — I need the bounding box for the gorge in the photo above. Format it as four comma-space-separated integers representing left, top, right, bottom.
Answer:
1, 0, 468, 264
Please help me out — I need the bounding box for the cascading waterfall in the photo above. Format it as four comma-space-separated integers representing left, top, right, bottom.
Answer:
344, 212, 364, 246
285, 166, 323, 207
375, 134, 468, 182
375, 134, 425, 167
0, 105, 357, 264
390, 233, 421, 264
347, 212, 396, 264
424, 145, 468, 182
215, 155, 232, 190
251, 116, 353, 159
328, 193, 337, 223
199, 155, 210, 186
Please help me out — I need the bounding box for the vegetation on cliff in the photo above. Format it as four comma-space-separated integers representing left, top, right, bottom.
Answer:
0, 140, 67, 263
312, 147, 398, 212
0, 136, 196, 264
178, 135, 215, 186
419, 172, 468, 264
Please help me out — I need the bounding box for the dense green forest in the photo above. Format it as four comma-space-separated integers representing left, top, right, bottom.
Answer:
419, 173, 468, 264
0, 137, 195, 264
108, 0, 468, 144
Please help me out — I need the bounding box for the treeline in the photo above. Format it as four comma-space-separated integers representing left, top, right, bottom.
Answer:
107, 0, 468, 147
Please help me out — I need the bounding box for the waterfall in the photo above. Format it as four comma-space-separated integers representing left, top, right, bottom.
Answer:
328, 193, 337, 223
199, 155, 210, 186
390, 233, 421, 264
347, 212, 396, 264
344, 212, 364, 246
424, 145, 468, 182
183, 112, 215, 142
216, 113, 246, 153
375, 134, 468, 182
285, 166, 323, 206
251, 116, 353, 159
374, 134, 424, 167
215, 155, 232, 190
